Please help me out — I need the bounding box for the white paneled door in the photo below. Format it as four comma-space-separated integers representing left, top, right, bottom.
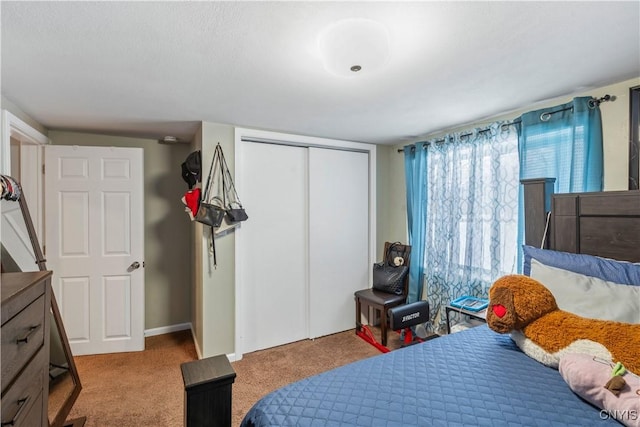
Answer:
45, 146, 144, 355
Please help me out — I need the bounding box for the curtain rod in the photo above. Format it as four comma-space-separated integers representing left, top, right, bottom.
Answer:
397, 94, 613, 153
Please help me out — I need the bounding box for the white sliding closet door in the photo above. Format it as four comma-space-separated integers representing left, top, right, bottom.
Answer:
237, 140, 371, 356
238, 142, 308, 354
308, 148, 369, 338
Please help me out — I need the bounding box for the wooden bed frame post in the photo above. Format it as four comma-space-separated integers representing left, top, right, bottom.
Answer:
521, 178, 556, 248
547, 193, 580, 254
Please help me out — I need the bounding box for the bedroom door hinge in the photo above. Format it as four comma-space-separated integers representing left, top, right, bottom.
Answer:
42, 164, 45, 174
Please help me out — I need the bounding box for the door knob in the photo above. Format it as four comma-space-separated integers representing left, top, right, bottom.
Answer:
128, 261, 141, 272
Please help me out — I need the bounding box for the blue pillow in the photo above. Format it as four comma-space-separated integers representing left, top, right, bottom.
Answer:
522, 245, 640, 286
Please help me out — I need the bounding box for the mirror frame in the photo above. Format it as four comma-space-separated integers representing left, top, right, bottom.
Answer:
5, 181, 83, 427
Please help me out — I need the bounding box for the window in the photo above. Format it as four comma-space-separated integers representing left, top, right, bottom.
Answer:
423, 128, 519, 292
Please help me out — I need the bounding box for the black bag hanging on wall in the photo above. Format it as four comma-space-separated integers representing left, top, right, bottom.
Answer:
216, 144, 249, 223
193, 147, 225, 268
194, 149, 225, 228
192, 143, 249, 269
226, 202, 249, 222
194, 198, 225, 228
372, 242, 409, 295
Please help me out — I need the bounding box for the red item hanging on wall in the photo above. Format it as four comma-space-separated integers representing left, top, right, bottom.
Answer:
182, 188, 201, 220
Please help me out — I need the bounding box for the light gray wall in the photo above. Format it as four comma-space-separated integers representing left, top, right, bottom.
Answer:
191, 127, 204, 357
386, 146, 409, 244
48, 131, 193, 331
375, 144, 407, 259
192, 122, 236, 358
385, 76, 640, 241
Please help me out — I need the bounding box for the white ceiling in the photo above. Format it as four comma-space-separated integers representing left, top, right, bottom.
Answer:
2, 1, 639, 145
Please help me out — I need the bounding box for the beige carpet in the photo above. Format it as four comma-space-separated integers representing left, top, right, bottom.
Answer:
68, 330, 197, 426
67, 328, 400, 426
231, 329, 388, 425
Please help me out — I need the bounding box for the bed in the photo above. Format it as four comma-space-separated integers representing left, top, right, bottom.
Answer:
241, 182, 640, 427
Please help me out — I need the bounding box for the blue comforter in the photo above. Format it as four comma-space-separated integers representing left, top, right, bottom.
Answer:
241, 326, 616, 426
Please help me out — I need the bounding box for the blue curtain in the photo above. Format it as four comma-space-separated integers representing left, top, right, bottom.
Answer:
404, 122, 519, 332
517, 96, 604, 264
403, 143, 428, 304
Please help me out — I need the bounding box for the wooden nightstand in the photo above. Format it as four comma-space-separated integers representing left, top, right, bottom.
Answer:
445, 305, 487, 334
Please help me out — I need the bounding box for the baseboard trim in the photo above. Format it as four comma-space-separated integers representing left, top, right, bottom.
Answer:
170, 324, 236, 361
144, 322, 192, 337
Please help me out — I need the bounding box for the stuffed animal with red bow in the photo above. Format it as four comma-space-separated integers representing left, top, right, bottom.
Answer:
486, 274, 640, 375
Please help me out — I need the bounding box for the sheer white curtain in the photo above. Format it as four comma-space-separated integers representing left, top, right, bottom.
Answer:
421, 122, 519, 332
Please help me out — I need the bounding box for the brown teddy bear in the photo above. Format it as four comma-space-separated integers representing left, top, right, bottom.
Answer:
486, 274, 640, 374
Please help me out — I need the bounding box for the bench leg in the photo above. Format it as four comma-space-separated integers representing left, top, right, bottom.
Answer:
355, 297, 362, 334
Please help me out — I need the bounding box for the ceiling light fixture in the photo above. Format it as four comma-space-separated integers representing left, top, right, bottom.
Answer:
317, 18, 390, 77
158, 136, 180, 144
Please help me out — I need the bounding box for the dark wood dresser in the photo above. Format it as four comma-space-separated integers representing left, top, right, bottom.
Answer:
1, 271, 52, 427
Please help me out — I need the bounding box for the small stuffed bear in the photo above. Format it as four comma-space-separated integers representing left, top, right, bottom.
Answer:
486, 274, 640, 374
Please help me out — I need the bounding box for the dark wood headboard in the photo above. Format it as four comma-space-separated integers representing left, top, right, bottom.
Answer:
522, 179, 640, 263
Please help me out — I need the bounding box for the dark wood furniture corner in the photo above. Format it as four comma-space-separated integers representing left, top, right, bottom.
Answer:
551, 190, 640, 261
522, 179, 640, 262
181, 354, 236, 427
1, 270, 52, 427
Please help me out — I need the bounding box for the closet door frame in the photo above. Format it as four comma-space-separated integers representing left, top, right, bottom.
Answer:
233, 128, 377, 360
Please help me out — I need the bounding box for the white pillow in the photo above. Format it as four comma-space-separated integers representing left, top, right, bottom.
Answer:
530, 258, 640, 324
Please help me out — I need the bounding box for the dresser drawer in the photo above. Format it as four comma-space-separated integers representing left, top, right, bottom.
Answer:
1, 294, 46, 392
0, 347, 46, 427
1, 276, 46, 325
